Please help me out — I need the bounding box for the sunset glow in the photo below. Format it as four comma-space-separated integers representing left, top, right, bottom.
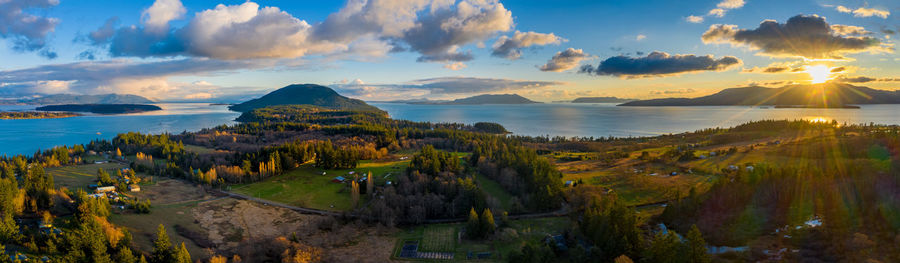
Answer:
805, 65, 832, 84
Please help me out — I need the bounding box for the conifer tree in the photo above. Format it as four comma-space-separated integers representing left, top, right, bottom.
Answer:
175, 242, 191, 263
481, 208, 495, 235
467, 207, 480, 238
366, 171, 374, 195
152, 224, 174, 263
685, 225, 710, 263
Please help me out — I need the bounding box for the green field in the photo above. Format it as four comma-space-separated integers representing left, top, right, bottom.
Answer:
183, 144, 217, 154
393, 217, 569, 262
46, 162, 126, 190
474, 175, 513, 211
231, 160, 409, 211
110, 200, 209, 260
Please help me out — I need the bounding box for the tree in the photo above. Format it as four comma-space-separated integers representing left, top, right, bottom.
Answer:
366, 171, 374, 195
480, 208, 495, 236
152, 224, 175, 263
175, 242, 191, 263
646, 231, 681, 263
350, 178, 360, 208
114, 246, 137, 263
466, 207, 480, 239
685, 225, 710, 263
116, 148, 123, 158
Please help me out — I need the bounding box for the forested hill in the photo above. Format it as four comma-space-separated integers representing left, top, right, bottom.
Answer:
571, 97, 634, 103
36, 104, 162, 114
0, 94, 154, 105
619, 83, 900, 106
228, 84, 383, 113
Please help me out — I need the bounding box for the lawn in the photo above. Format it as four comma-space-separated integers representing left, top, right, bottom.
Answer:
392, 217, 569, 262
46, 162, 126, 190
110, 200, 209, 260
230, 160, 409, 211
183, 144, 218, 154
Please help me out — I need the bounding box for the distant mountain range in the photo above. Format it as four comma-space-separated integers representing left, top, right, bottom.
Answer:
620, 83, 900, 107
36, 104, 162, 114
384, 94, 539, 105
570, 97, 635, 103
228, 84, 383, 112
0, 94, 154, 105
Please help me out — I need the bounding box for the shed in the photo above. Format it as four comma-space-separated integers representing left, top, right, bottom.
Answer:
128, 184, 141, 192
96, 186, 116, 193
332, 176, 346, 183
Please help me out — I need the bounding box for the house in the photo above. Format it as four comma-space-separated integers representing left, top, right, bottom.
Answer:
564, 180, 573, 187
746, 166, 755, 172
96, 186, 116, 193
88, 184, 98, 189
670, 172, 678, 176
332, 176, 346, 183
128, 184, 141, 192
89, 193, 105, 199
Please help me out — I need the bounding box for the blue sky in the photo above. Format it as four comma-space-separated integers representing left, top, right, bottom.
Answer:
0, 0, 896, 102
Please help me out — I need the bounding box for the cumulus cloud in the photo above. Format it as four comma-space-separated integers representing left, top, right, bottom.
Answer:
741, 62, 805, 73
141, 0, 186, 35
701, 15, 889, 59
0, 0, 59, 54
579, 51, 741, 78
88, 17, 119, 45
539, 48, 590, 72
834, 75, 900, 83
331, 76, 566, 100
491, 31, 564, 59
92, 0, 516, 63
833, 5, 890, 19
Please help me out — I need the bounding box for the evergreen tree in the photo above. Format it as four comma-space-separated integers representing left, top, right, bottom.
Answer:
114, 246, 136, 263
646, 231, 681, 263
466, 207, 480, 238
350, 178, 360, 208
175, 242, 191, 263
152, 224, 174, 263
685, 225, 710, 263
480, 208, 495, 236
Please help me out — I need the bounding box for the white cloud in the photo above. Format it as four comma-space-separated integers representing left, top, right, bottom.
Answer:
636, 34, 646, 41
443, 62, 467, 70
331, 76, 566, 100
539, 48, 591, 72
141, 0, 186, 35
686, 15, 704, 23
491, 31, 565, 59
716, 0, 744, 9
833, 5, 890, 18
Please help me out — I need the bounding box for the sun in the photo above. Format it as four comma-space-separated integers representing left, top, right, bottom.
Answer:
805, 65, 831, 84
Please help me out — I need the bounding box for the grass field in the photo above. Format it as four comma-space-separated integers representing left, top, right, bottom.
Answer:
231, 160, 409, 211
393, 217, 569, 262
110, 200, 210, 260
474, 175, 513, 211
183, 144, 218, 154
46, 162, 126, 190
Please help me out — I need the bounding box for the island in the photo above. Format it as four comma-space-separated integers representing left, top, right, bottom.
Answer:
36, 104, 162, 114
228, 84, 383, 113
0, 111, 81, 119
619, 83, 900, 108
570, 96, 635, 103
411, 94, 540, 105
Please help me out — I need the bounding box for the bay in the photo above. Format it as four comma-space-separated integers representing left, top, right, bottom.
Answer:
0, 103, 240, 156
372, 103, 900, 138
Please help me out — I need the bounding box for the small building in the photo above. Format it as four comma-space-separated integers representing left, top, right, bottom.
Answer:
96, 186, 116, 193
746, 166, 755, 172
670, 172, 678, 176
332, 176, 346, 183
564, 180, 573, 187
88, 184, 98, 189
128, 184, 141, 192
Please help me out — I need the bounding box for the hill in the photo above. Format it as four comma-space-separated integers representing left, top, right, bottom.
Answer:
412, 94, 539, 105
0, 94, 154, 105
619, 83, 900, 107
571, 97, 634, 103
36, 104, 162, 114
228, 84, 383, 113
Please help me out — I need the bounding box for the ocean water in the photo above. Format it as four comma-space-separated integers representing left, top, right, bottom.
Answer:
0, 103, 240, 156
371, 103, 900, 138
3, 102, 900, 156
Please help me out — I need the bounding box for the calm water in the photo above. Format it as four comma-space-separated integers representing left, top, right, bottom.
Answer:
0, 103, 240, 156
3, 102, 900, 156
372, 103, 900, 138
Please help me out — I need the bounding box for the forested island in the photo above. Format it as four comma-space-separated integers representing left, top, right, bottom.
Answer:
570, 97, 634, 103
0, 93, 154, 105
36, 104, 162, 114
1, 84, 898, 262
0, 111, 81, 119
620, 83, 900, 107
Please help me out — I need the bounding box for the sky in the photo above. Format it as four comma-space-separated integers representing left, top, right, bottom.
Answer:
0, 0, 897, 102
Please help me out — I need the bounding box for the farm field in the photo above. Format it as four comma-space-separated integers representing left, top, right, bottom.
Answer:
46, 162, 126, 190
230, 159, 409, 211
